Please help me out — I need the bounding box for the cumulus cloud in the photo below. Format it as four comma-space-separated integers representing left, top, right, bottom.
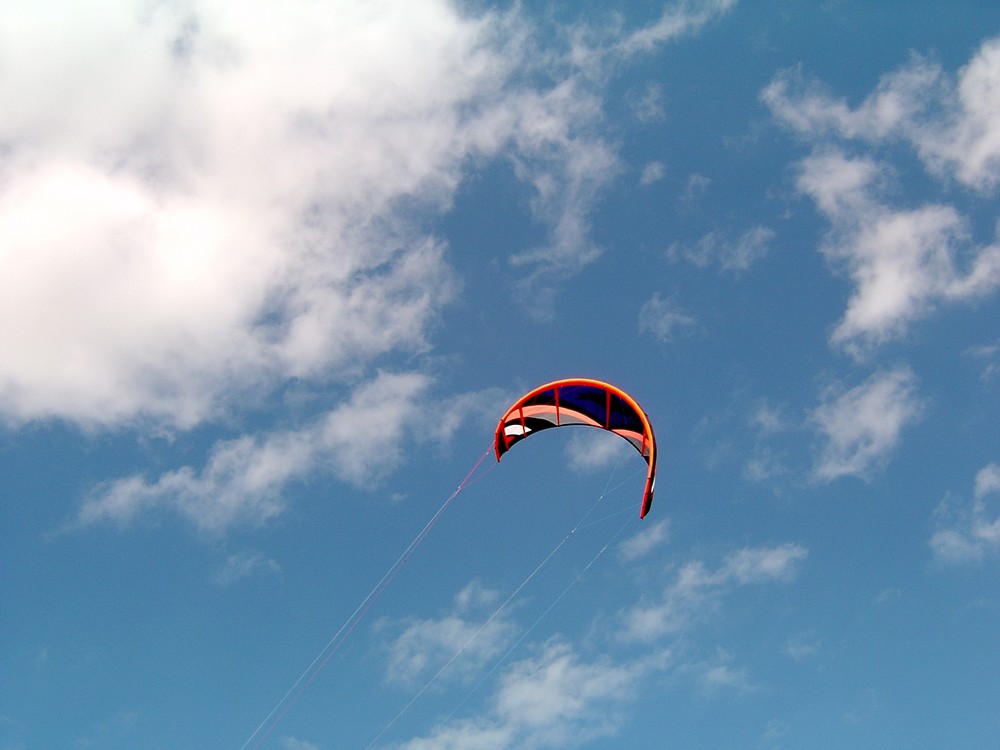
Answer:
0, 0, 493, 429
931, 462, 1000, 564
796, 150, 1000, 354
0, 0, 738, 430
811, 368, 923, 481
764, 37, 1000, 354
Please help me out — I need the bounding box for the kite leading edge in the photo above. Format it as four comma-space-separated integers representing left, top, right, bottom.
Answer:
493, 378, 657, 518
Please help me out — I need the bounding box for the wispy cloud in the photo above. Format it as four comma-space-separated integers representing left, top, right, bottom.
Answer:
667, 226, 776, 273
564, 429, 628, 473
393, 639, 662, 750
763, 37, 1000, 355
281, 738, 319, 750
213, 550, 281, 587
639, 161, 666, 186
764, 37, 1000, 191
964, 340, 1000, 384
638, 293, 699, 343
619, 519, 670, 562
691, 654, 759, 697
72, 373, 492, 533
388, 537, 805, 748
931, 462, 1000, 564
782, 629, 822, 661
620, 542, 807, 642
811, 368, 923, 481
616, 0, 738, 55
381, 582, 517, 688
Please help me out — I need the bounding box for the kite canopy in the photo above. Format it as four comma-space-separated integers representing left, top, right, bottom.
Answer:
494, 378, 657, 518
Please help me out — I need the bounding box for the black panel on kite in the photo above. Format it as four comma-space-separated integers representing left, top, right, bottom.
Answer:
493, 378, 657, 518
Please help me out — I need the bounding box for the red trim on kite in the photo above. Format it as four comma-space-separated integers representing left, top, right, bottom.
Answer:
493, 378, 659, 519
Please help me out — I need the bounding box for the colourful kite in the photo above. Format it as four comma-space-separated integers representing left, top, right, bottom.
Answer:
493, 378, 658, 518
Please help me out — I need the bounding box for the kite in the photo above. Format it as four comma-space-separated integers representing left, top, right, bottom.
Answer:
493, 378, 658, 518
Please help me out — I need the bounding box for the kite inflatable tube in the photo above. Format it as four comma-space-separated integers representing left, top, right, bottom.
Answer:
494, 378, 658, 518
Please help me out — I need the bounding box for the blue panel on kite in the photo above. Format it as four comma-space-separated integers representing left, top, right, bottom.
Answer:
493, 378, 658, 518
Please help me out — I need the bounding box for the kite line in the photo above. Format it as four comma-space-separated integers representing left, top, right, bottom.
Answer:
363, 450, 640, 748
238, 445, 494, 750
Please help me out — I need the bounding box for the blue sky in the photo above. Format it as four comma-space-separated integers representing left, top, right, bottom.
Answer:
3, 1, 1000, 748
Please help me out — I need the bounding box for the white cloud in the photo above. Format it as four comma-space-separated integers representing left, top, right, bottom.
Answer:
695, 659, 758, 696
638, 292, 699, 343
213, 550, 281, 587
811, 368, 923, 481
628, 83, 666, 124
763, 36, 1000, 191
764, 38, 1000, 354
0, 0, 495, 429
621, 542, 807, 643
395, 640, 655, 750
743, 449, 790, 483
392, 538, 804, 749
281, 738, 319, 750
964, 340, 1000, 384
382, 583, 516, 688
0, 0, 742, 427
783, 630, 821, 661
620, 519, 670, 561
795, 150, 1000, 354
751, 402, 793, 434
564, 429, 627, 473
667, 226, 776, 273
931, 462, 1000, 564
639, 160, 666, 186
616, 0, 737, 55
72, 372, 485, 533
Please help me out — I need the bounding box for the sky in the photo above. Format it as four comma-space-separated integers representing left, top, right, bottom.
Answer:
2, 1, 1000, 748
